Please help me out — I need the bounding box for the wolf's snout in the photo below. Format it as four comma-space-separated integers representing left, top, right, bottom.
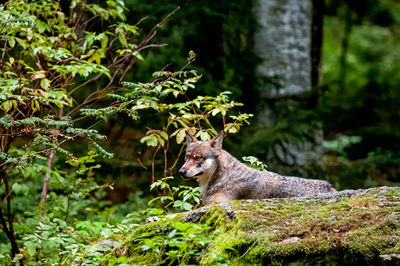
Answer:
178, 169, 187, 176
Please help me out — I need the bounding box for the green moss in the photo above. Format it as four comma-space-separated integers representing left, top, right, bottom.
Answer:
199, 206, 231, 229
101, 187, 400, 265
102, 221, 165, 265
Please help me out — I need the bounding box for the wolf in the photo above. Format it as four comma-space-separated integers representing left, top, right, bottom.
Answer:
178, 131, 336, 205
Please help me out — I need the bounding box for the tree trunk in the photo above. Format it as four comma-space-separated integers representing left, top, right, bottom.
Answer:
254, 0, 324, 168
339, 4, 353, 92
0, 133, 20, 259
311, 0, 324, 88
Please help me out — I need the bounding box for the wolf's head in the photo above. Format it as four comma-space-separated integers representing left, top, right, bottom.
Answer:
178, 131, 223, 183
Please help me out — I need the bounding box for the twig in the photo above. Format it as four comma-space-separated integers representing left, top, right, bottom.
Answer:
39, 138, 57, 216
137, 155, 147, 170
137, 7, 180, 48
0, 12, 11, 34
64, 181, 77, 222
136, 43, 168, 53
167, 144, 185, 174
151, 144, 161, 184
235, 240, 258, 261
1, 40, 8, 64
134, 16, 149, 27
67, 73, 103, 96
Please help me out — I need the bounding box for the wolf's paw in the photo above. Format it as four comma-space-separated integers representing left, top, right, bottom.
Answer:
146, 216, 160, 223
146, 212, 189, 223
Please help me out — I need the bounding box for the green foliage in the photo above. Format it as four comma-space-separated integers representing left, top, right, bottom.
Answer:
0, 1, 253, 264
242, 156, 268, 171
148, 176, 201, 211
123, 0, 258, 99
323, 135, 362, 160
317, 1, 400, 186
135, 219, 226, 265
102, 217, 229, 265
0, 0, 183, 263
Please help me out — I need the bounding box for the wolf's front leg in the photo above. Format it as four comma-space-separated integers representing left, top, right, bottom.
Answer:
207, 191, 232, 204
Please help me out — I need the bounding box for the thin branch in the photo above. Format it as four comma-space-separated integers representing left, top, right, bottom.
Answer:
235, 240, 258, 261
137, 156, 148, 170
0, 12, 11, 34
167, 143, 185, 174
151, 144, 161, 184
79, 14, 98, 29
67, 73, 103, 96
1, 40, 8, 65
163, 142, 168, 178
136, 43, 168, 53
0, 205, 11, 240
138, 7, 180, 48
117, 56, 136, 84
64, 180, 77, 222
0, 131, 32, 137
134, 16, 149, 27
39, 137, 57, 216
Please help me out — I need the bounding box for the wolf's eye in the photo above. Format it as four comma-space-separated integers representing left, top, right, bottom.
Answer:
194, 156, 201, 161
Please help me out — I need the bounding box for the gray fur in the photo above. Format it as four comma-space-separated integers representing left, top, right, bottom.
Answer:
179, 132, 335, 205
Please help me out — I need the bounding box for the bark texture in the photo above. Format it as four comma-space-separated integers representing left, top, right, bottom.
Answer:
254, 0, 312, 98
253, 0, 323, 166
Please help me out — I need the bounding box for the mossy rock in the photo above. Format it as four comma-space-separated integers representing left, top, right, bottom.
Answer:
102, 186, 400, 265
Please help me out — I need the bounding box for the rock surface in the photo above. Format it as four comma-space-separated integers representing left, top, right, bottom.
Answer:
103, 186, 400, 265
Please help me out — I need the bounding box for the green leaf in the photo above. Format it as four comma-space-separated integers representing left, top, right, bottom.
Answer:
15, 38, 27, 49
228, 126, 237, 133
36, 20, 50, 33
143, 239, 154, 248
132, 51, 144, 61
159, 131, 168, 140
118, 32, 128, 48
40, 79, 50, 90
176, 129, 186, 144
199, 131, 210, 141
4, 71, 17, 77
100, 228, 113, 239
148, 197, 161, 205
12, 183, 22, 194
172, 222, 191, 231
168, 229, 177, 238
211, 108, 220, 116
188, 50, 196, 58
8, 38, 15, 48
25, 241, 36, 257
2, 101, 12, 112
141, 244, 151, 251
147, 208, 163, 216
140, 135, 158, 147
101, 34, 109, 49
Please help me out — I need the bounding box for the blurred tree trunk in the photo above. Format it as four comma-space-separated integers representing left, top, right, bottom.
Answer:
254, 0, 324, 168
339, 4, 353, 92
311, 0, 324, 88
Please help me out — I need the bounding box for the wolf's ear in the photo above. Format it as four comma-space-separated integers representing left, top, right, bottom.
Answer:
185, 130, 197, 144
210, 131, 224, 149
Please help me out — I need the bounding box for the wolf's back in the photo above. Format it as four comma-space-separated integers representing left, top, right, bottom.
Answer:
212, 150, 334, 199
265, 173, 335, 198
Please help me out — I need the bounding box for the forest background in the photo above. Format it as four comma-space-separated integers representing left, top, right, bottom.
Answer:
0, 0, 400, 264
